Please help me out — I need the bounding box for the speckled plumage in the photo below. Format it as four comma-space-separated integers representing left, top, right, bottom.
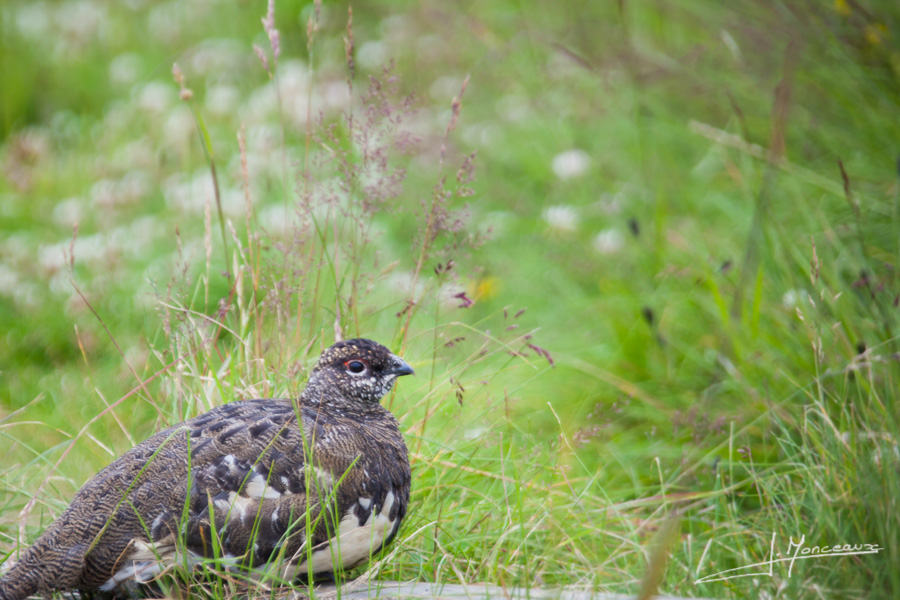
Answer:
0, 339, 413, 599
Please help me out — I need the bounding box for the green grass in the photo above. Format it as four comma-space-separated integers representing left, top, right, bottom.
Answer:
2, 0, 900, 598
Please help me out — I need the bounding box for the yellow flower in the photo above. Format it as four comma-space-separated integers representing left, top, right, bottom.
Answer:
469, 276, 500, 300
865, 23, 887, 46
834, 0, 850, 16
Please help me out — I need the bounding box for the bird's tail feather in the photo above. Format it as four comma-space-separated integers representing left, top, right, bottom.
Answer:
0, 558, 43, 600
0, 537, 87, 600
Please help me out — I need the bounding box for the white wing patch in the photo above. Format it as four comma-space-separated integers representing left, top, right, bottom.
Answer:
245, 472, 282, 499
101, 489, 399, 591
286, 489, 397, 578
212, 491, 256, 525
100, 540, 212, 591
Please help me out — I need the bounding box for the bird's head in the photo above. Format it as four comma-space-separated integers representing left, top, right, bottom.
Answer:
303, 338, 415, 406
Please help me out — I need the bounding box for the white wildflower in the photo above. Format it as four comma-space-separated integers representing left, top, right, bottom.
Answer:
163, 105, 194, 149
593, 229, 624, 254
386, 271, 425, 298
0, 265, 20, 292
782, 289, 811, 308
495, 95, 531, 122
53, 197, 84, 227
147, 1, 182, 45
319, 80, 351, 113
542, 205, 579, 234
552, 149, 590, 180
190, 39, 244, 76
430, 76, 463, 101
205, 84, 240, 117
462, 123, 497, 147
56, 0, 106, 45
357, 41, 388, 71
242, 84, 278, 124
464, 427, 488, 441
274, 61, 312, 126
137, 81, 175, 114
15, 2, 51, 39
258, 204, 291, 232
379, 15, 413, 41
109, 53, 142, 87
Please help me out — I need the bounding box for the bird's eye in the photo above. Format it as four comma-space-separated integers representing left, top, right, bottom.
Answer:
346, 360, 366, 374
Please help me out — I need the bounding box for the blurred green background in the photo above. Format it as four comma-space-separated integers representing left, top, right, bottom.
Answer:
2, 0, 900, 597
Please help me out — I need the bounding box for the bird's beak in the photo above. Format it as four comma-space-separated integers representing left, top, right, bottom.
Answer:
388, 356, 415, 377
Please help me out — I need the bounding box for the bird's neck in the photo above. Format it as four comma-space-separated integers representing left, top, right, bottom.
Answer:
299, 380, 386, 416
298, 380, 340, 406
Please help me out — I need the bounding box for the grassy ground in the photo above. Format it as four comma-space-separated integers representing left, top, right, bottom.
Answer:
2, 0, 900, 598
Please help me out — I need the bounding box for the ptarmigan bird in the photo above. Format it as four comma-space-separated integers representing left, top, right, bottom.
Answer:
0, 338, 414, 599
